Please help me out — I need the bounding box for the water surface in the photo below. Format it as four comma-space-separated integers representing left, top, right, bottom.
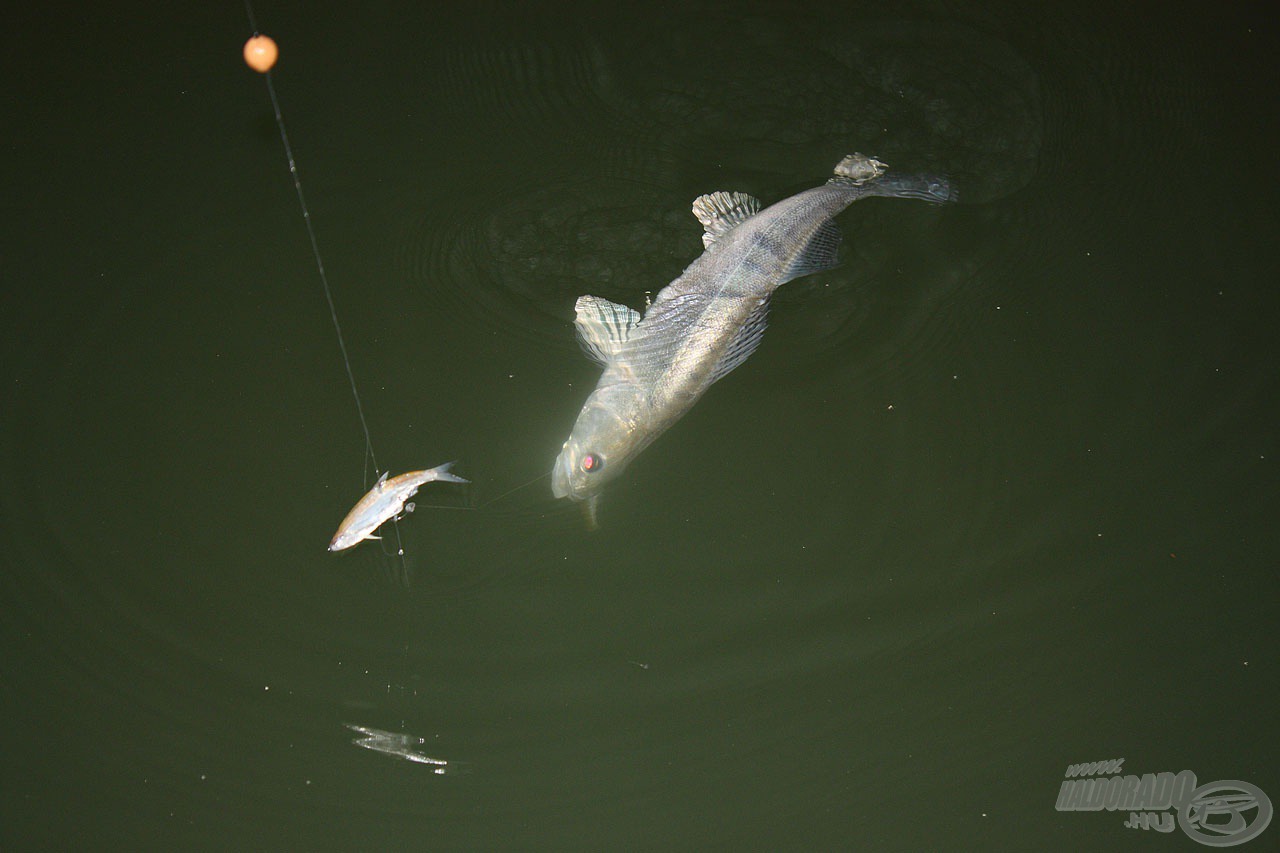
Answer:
2, 2, 1276, 848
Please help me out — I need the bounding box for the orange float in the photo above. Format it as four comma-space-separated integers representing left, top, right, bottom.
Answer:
243, 35, 278, 73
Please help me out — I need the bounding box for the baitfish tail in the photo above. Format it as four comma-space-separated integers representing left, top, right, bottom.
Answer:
429, 461, 470, 485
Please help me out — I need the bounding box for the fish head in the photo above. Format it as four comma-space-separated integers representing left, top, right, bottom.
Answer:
552, 385, 647, 503
328, 529, 360, 552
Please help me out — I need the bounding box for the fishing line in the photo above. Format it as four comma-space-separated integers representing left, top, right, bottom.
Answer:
242, 2, 409, 569
475, 471, 551, 509
409, 470, 551, 512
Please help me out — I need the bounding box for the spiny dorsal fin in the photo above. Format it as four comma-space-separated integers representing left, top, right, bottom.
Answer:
376, 471, 389, 486
574, 295, 641, 365
692, 191, 761, 249
708, 299, 770, 385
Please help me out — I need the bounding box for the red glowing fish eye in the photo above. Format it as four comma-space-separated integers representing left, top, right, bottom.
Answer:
581, 453, 602, 473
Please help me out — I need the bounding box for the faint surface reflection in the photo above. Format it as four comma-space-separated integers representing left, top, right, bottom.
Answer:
345, 724, 461, 775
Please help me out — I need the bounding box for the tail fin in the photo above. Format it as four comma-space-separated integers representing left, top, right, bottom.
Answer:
829, 152, 957, 203
429, 461, 471, 485
862, 172, 958, 204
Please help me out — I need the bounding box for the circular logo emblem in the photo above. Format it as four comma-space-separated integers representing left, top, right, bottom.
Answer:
1178, 780, 1272, 847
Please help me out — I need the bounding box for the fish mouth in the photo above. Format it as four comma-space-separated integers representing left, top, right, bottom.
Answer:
551, 452, 577, 500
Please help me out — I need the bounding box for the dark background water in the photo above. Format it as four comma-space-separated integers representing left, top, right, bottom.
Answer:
2, 1, 1276, 849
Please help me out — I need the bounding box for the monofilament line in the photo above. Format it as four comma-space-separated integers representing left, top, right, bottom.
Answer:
264, 74, 379, 478
244, 3, 409, 573
244, 13, 378, 481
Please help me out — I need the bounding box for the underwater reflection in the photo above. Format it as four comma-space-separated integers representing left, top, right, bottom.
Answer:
345, 724, 460, 775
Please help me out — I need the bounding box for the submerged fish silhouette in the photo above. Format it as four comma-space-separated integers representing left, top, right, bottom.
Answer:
328, 463, 468, 551
551, 154, 955, 523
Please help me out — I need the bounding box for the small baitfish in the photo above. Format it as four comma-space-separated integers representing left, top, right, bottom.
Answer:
552, 153, 955, 522
328, 463, 468, 551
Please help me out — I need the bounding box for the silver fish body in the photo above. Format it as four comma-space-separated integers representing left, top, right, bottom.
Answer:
328, 462, 469, 551
552, 154, 954, 512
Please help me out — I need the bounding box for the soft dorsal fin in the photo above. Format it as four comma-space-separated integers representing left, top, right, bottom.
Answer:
574, 295, 641, 365
692, 191, 761, 248
708, 299, 770, 385
830, 152, 888, 185
779, 220, 842, 283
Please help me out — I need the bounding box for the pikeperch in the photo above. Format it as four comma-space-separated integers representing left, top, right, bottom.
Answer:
551, 154, 955, 522
328, 463, 468, 551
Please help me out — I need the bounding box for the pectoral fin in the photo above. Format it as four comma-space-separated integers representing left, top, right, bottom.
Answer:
708, 299, 770, 385
574, 295, 641, 366
779, 220, 842, 283
582, 494, 600, 531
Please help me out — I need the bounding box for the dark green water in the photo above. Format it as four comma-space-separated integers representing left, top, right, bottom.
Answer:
3, 2, 1276, 849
